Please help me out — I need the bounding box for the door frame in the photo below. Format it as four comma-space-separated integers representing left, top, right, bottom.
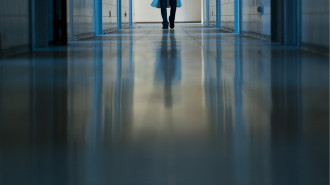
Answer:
117, 0, 122, 29
234, 0, 241, 34
205, 0, 210, 26
129, 0, 133, 26
94, 0, 102, 35
216, 0, 221, 28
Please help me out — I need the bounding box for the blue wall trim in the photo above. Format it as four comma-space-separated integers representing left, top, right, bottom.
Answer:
117, 0, 122, 29
129, 0, 133, 26
234, 0, 241, 34
206, 0, 209, 26
95, 0, 102, 35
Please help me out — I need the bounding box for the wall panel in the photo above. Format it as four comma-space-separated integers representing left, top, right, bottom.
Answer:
0, 0, 31, 56
209, 0, 216, 26
221, 0, 234, 30
301, 0, 329, 48
72, 0, 95, 38
122, 0, 129, 28
241, 0, 271, 36
103, 0, 118, 32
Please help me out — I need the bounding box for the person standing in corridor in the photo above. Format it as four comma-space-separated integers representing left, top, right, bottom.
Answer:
151, 0, 182, 29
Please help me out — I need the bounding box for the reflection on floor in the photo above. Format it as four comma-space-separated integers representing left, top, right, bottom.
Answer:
0, 24, 328, 185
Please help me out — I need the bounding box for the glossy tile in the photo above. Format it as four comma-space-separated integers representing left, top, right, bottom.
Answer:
0, 24, 328, 185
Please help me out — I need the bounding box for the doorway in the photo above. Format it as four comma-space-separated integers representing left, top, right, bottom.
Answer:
133, 0, 202, 24
32, 0, 67, 48
271, 0, 301, 46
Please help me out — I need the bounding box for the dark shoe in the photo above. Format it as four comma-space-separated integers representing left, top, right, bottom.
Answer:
170, 21, 175, 29
162, 24, 169, 29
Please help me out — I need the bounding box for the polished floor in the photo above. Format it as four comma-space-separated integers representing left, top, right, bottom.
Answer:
0, 24, 329, 185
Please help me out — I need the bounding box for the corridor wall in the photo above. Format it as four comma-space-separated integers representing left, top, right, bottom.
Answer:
241, 0, 271, 36
203, 0, 207, 25
221, 0, 234, 30
301, 0, 329, 50
0, 0, 31, 56
72, 0, 96, 39
215, 0, 270, 35
102, 0, 118, 32
209, 0, 217, 26
122, 0, 129, 28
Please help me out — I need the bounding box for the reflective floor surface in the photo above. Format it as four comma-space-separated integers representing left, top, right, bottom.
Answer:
0, 24, 329, 185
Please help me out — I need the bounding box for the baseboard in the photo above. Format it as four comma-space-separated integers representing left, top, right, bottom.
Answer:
207, 24, 216, 28
220, 27, 234, 33
102, 26, 130, 34
103, 28, 117, 34
301, 43, 329, 56
0, 45, 31, 58
242, 31, 271, 41
73, 32, 96, 40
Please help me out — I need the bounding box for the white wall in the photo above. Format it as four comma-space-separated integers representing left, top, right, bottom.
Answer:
242, 0, 271, 36
122, 0, 129, 27
102, 0, 118, 32
134, 0, 201, 22
203, 0, 206, 24
221, 0, 234, 30
209, 0, 216, 26
72, 0, 95, 38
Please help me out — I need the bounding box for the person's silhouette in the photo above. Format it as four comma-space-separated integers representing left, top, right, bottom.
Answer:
160, 0, 176, 29
151, 0, 182, 29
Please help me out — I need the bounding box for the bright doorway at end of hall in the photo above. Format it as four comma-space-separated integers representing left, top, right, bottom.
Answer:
133, 0, 202, 23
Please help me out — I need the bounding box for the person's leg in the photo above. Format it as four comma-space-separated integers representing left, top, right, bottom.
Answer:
169, 0, 177, 28
160, 0, 168, 28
